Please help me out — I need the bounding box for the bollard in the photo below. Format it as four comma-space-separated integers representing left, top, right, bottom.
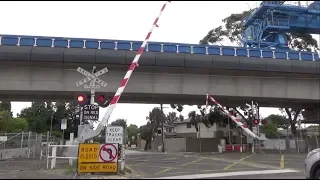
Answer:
280, 155, 285, 169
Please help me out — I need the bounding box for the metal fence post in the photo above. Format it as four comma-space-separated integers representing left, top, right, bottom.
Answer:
3, 133, 6, 149
28, 131, 31, 158
46, 131, 49, 170
39, 133, 43, 160
33, 133, 37, 158
20, 132, 24, 148
50, 146, 57, 169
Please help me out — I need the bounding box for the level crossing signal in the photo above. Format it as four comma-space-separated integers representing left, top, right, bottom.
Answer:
95, 93, 110, 108
253, 119, 260, 125
74, 93, 110, 107
74, 94, 90, 106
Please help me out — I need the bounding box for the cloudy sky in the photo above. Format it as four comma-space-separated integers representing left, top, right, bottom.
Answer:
2, 1, 311, 127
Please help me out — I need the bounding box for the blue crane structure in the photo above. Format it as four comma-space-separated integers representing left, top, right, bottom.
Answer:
241, 1, 320, 50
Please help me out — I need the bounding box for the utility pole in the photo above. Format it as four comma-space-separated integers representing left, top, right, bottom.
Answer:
251, 101, 255, 154
49, 113, 53, 141
89, 66, 96, 129
159, 104, 169, 152
160, 104, 165, 152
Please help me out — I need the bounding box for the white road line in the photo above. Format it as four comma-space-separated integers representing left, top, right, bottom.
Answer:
148, 169, 300, 179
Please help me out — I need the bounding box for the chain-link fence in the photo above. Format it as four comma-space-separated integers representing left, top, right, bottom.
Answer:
0, 131, 63, 159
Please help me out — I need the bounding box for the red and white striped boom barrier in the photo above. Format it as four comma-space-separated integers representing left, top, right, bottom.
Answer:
206, 94, 260, 140
79, 1, 171, 141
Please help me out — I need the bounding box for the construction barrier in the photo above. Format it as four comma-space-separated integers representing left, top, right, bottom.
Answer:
224, 144, 249, 152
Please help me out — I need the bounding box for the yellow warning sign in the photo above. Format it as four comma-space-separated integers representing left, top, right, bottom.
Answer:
78, 144, 100, 163
78, 163, 117, 173
77, 143, 119, 173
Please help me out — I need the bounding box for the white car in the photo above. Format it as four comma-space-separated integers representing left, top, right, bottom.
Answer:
305, 148, 320, 179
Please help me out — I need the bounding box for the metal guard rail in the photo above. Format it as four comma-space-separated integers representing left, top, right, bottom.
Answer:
47, 144, 78, 169
0, 35, 319, 61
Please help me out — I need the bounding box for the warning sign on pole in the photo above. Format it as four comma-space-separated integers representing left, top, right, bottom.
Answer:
77, 143, 118, 173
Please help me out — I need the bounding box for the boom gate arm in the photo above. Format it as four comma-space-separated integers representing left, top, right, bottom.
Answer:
206, 94, 262, 141
78, 1, 171, 142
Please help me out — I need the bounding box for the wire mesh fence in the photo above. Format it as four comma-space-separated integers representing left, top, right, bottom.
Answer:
0, 131, 63, 159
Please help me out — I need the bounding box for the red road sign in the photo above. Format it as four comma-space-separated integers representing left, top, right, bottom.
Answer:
99, 144, 118, 162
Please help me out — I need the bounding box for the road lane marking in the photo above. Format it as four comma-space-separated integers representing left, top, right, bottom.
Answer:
163, 157, 176, 160
154, 168, 173, 176
180, 158, 203, 167
128, 164, 221, 172
207, 156, 274, 169
202, 167, 253, 172
223, 155, 254, 170
149, 169, 300, 179
125, 165, 142, 177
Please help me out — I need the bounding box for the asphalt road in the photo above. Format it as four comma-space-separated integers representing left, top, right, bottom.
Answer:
125, 150, 307, 179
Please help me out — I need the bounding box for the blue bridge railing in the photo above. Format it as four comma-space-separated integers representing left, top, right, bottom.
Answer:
0, 34, 319, 61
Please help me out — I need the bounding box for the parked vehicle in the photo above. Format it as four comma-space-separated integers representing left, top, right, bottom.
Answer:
305, 148, 320, 179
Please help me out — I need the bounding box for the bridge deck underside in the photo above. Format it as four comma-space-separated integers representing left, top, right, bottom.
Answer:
0, 90, 318, 109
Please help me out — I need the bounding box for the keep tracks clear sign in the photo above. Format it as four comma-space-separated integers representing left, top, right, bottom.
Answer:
105, 126, 124, 145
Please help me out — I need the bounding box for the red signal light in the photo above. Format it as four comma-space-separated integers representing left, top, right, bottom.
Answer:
74, 94, 90, 106
253, 119, 259, 125
261, 120, 267, 125
95, 93, 109, 107
97, 95, 105, 101
77, 95, 84, 102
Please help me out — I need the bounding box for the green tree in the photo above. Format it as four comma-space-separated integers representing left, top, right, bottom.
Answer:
264, 114, 290, 130
165, 112, 179, 125
110, 118, 127, 129
200, 9, 319, 51
18, 102, 79, 140
52, 102, 79, 139
188, 105, 228, 131
0, 111, 10, 133
200, 8, 318, 136
127, 124, 139, 145
6, 117, 28, 133
261, 120, 279, 138
139, 123, 152, 150
279, 108, 303, 137
139, 107, 164, 150
0, 101, 12, 117
18, 103, 52, 133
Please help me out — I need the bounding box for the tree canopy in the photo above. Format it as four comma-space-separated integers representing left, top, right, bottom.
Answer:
139, 107, 165, 150
200, 8, 319, 51
263, 114, 289, 130
170, 104, 184, 121
127, 124, 139, 145
110, 118, 127, 129
261, 120, 279, 138
188, 105, 229, 131
200, 8, 318, 136
17, 101, 79, 139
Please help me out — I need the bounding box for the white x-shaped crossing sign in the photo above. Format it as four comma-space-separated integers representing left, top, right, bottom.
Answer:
76, 67, 108, 89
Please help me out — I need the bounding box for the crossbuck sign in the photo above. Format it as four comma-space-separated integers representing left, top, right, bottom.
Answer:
76, 67, 108, 89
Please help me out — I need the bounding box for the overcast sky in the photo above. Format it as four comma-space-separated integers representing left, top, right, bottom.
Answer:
2, 1, 309, 127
